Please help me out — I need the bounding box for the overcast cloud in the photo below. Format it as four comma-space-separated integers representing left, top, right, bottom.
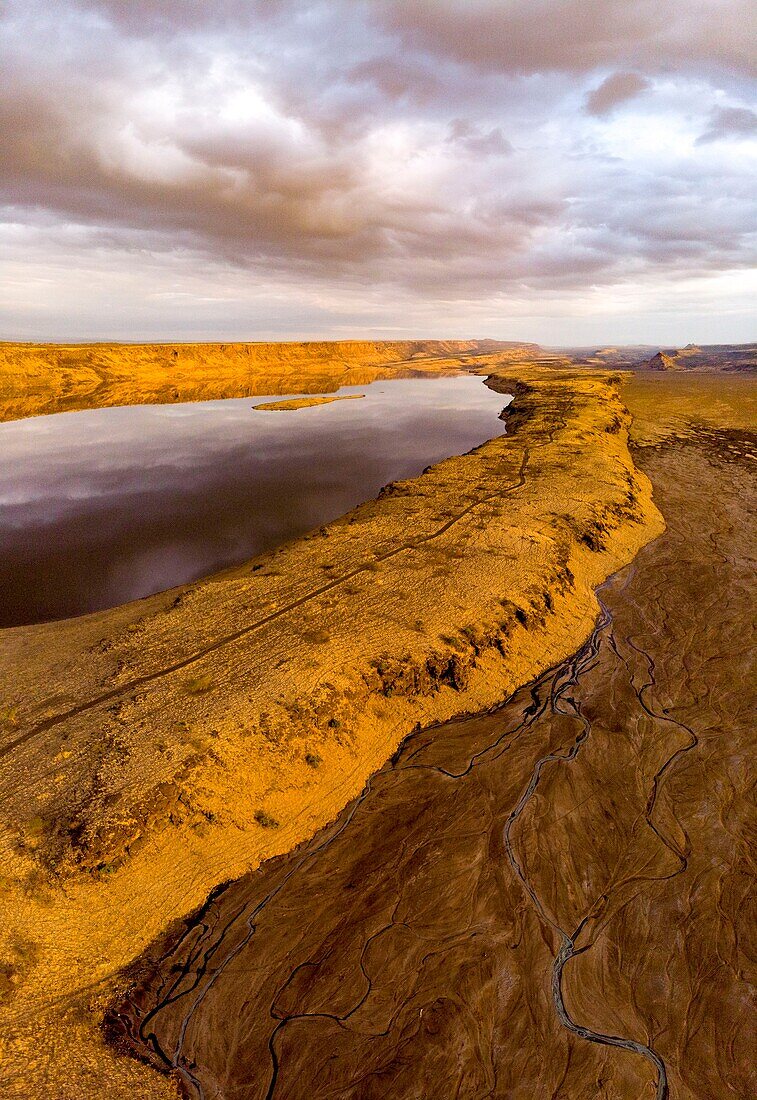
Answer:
1, 0, 755, 343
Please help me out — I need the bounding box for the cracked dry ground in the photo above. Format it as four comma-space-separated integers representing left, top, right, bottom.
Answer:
110, 431, 755, 1100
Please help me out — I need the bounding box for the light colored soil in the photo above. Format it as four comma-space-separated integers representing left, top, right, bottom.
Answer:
251, 394, 365, 411
110, 421, 756, 1100
0, 357, 662, 1097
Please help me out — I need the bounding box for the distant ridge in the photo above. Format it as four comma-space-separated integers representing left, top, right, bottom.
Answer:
0, 339, 544, 422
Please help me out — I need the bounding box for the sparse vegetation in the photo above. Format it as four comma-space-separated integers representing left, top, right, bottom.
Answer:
185, 732, 212, 753
24, 816, 47, 846
305, 752, 322, 768
184, 673, 214, 695
0, 961, 17, 998
254, 809, 279, 829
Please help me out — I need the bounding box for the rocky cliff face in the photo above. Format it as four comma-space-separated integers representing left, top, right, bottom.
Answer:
0, 339, 543, 422
0, 364, 663, 1097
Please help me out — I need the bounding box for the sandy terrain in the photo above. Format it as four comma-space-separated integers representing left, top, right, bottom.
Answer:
109, 405, 755, 1100
0, 344, 753, 1098
251, 394, 365, 411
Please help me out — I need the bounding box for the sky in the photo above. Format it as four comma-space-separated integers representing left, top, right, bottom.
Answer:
1, 0, 755, 345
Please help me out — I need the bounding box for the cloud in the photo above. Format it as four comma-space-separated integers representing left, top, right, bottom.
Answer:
585, 72, 650, 115
696, 104, 757, 144
373, 0, 757, 77
447, 119, 513, 156
0, 0, 755, 341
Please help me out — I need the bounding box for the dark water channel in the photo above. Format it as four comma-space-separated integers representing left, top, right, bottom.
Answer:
0, 376, 510, 626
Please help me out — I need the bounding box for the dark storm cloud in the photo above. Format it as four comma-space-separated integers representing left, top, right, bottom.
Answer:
0, 0, 755, 339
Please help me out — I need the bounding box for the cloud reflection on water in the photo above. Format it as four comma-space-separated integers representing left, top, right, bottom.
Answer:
0, 376, 510, 626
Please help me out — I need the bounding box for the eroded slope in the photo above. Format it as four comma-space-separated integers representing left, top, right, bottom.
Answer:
0, 366, 662, 1097
109, 385, 756, 1100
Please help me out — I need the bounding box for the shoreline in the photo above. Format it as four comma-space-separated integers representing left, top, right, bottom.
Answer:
0, 362, 664, 1097
0, 339, 550, 424
106, 416, 756, 1100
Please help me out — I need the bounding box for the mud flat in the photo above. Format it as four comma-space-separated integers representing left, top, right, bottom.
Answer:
0, 357, 662, 1097
104, 371, 756, 1099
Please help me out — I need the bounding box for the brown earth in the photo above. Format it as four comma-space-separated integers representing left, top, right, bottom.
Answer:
646, 351, 679, 371
0, 347, 753, 1098
0, 352, 662, 1098
107, 373, 757, 1100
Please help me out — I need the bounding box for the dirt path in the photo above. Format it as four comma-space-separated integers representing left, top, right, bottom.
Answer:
107, 429, 755, 1099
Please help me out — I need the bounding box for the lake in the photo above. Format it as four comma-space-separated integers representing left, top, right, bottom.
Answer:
0, 375, 511, 626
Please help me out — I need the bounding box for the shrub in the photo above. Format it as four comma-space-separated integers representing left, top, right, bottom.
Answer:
24, 816, 46, 845
254, 809, 279, 829
184, 673, 214, 695
0, 962, 16, 998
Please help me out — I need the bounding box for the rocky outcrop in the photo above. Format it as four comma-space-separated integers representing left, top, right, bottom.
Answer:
646, 350, 680, 371
0, 340, 543, 422
0, 363, 664, 1098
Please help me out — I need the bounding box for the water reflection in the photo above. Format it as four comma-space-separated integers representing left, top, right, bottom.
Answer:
0, 377, 510, 626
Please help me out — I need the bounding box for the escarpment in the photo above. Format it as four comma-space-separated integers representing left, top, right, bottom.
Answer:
107, 415, 755, 1100
0, 339, 549, 422
0, 364, 663, 1098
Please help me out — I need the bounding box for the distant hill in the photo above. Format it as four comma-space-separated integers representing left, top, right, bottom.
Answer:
643, 344, 756, 372
553, 343, 756, 372
647, 351, 680, 371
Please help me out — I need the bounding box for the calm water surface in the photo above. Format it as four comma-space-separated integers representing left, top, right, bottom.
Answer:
0, 376, 511, 627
